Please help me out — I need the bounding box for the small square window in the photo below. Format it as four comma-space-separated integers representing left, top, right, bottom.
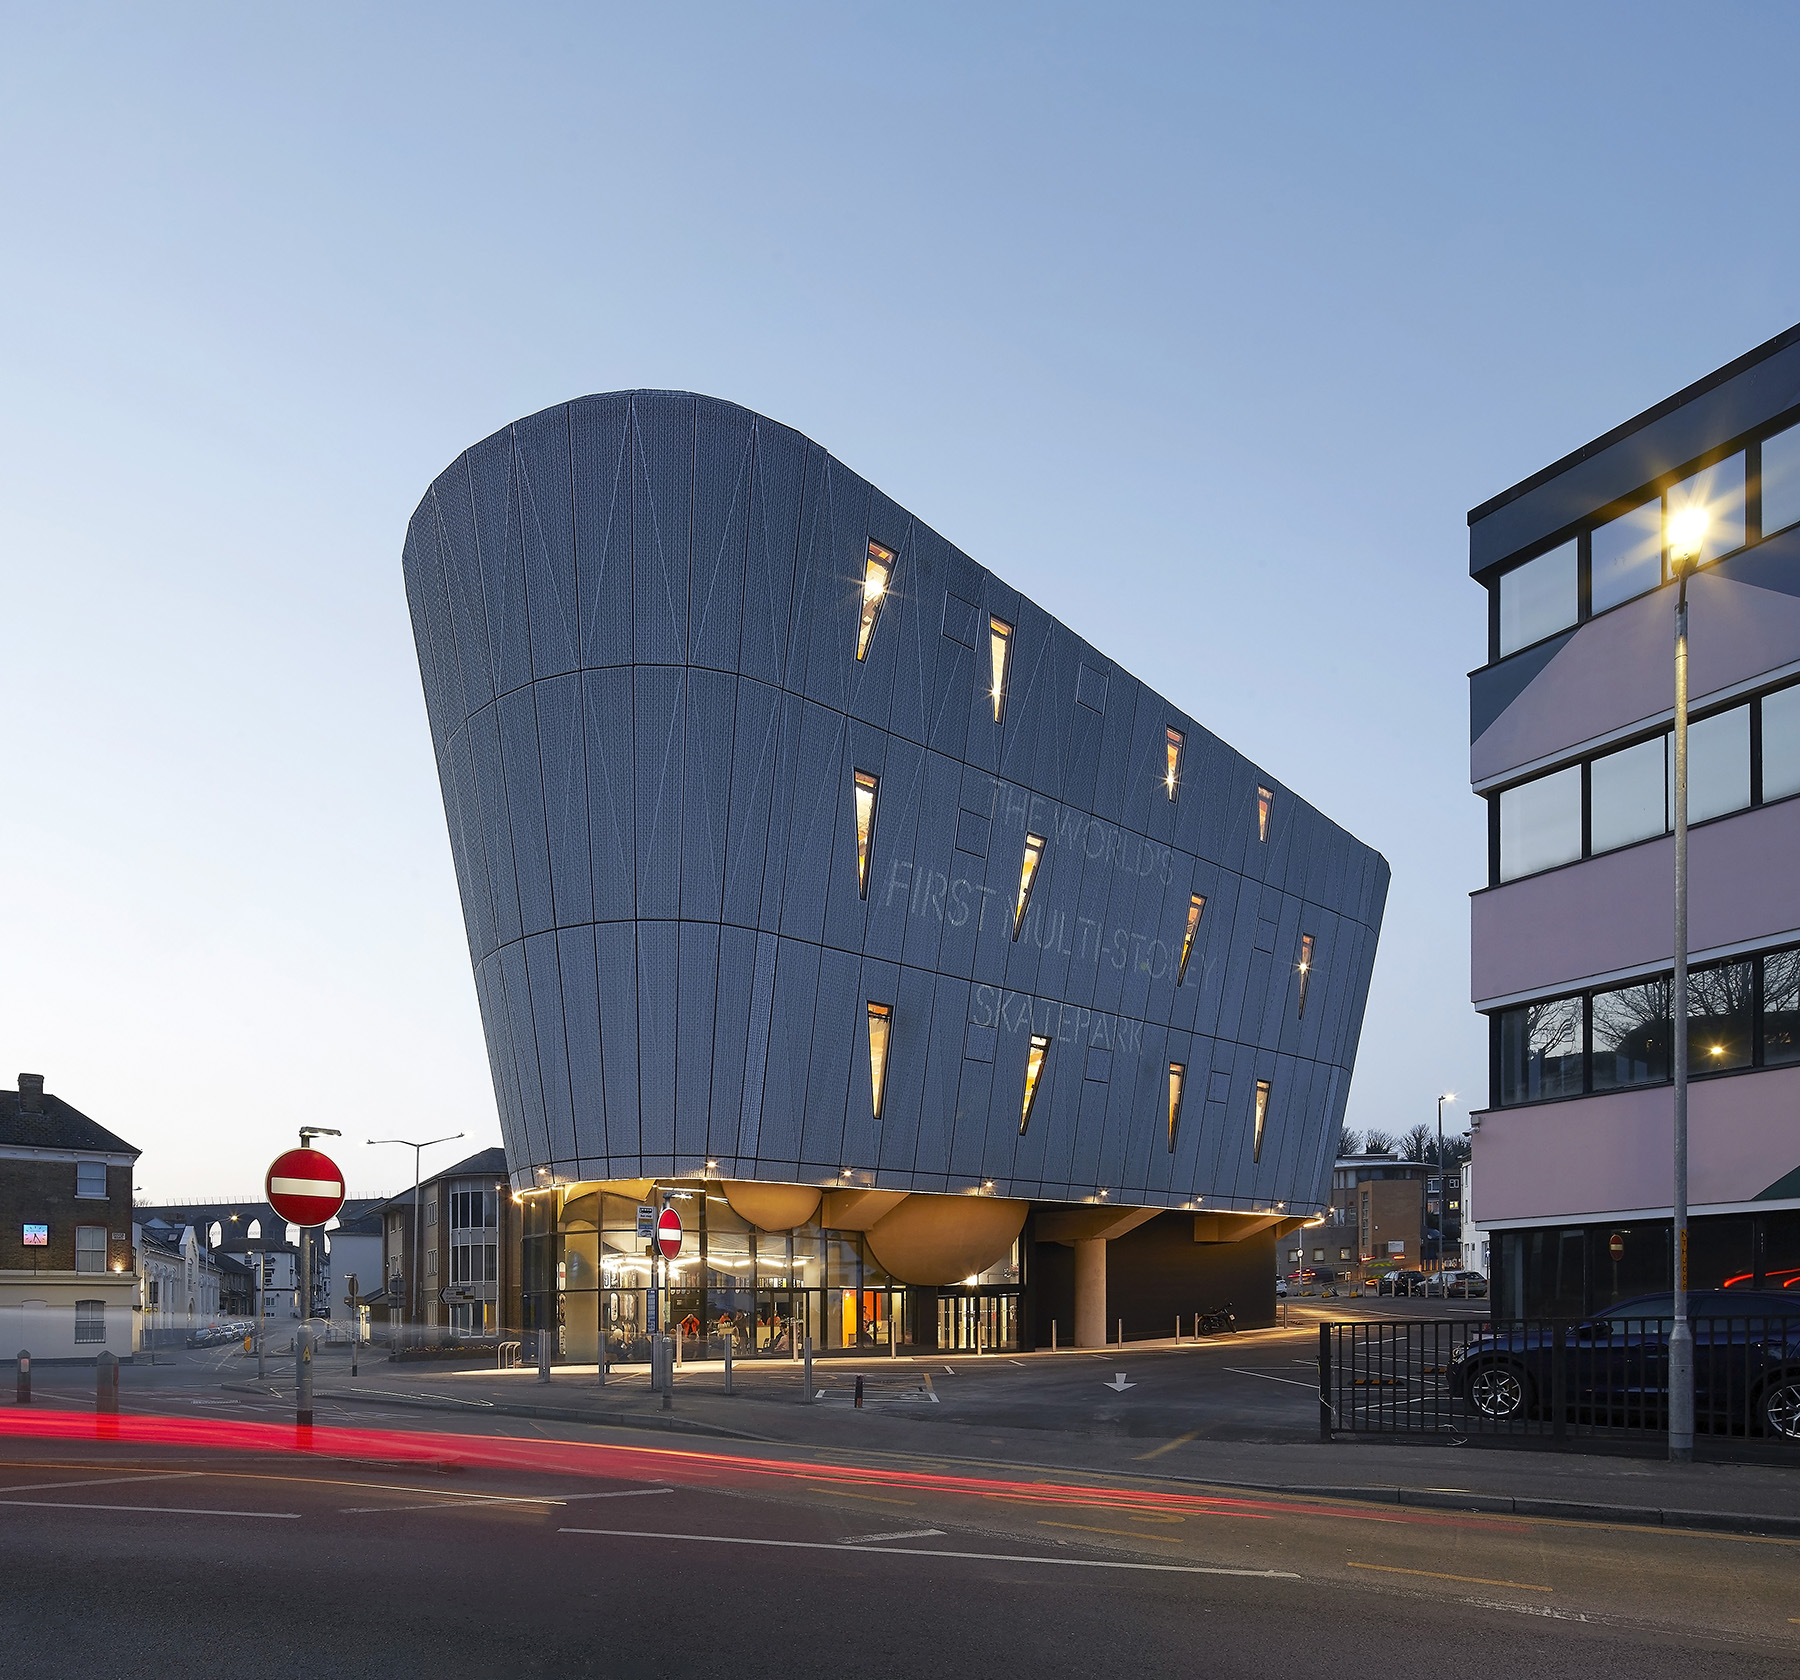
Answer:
76, 1161, 107, 1199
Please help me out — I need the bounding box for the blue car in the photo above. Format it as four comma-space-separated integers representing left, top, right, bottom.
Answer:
1449, 1290, 1800, 1439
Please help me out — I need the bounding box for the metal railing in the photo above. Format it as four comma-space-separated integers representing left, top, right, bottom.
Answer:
1319, 1315, 1800, 1458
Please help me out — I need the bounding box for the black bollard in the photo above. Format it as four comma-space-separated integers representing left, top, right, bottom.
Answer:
96, 1350, 119, 1414
16, 1350, 29, 1405
854, 1374, 864, 1409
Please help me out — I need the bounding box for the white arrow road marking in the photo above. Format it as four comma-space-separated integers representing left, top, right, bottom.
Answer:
269, 1176, 342, 1197
1104, 1373, 1136, 1391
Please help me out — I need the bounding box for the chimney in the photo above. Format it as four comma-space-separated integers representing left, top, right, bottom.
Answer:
17, 1073, 44, 1113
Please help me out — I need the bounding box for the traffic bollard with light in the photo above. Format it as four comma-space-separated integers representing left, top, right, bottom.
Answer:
16, 1351, 29, 1405
854, 1374, 864, 1409
660, 1335, 673, 1411
803, 1336, 814, 1403
537, 1326, 552, 1383
722, 1335, 733, 1396
96, 1350, 119, 1414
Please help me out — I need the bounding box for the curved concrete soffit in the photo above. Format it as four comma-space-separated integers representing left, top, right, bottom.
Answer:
819, 1188, 909, 1231
722, 1182, 823, 1232
865, 1195, 1029, 1286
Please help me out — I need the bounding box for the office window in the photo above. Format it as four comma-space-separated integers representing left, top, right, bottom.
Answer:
450, 1189, 497, 1230
1590, 736, 1665, 854
857, 541, 893, 660
74, 1300, 105, 1344
1256, 786, 1273, 842
1762, 685, 1800, 802
1339, 1247, 1352, 1262
75, 1161, 107, 1199
867, 1002, 893, 1119
1763, 948, 1800, 1066
1164, 727, 1184, 799
1252, 1080, 1271, 1163
1296, 933, 1315, 1018
1666, 454, 1744, 565
1013, 833, 1046, 940
1178, 894, 1205, 986
988, 616, 1013, 722
1498, 541, 1578, 656
1020, 1035, 1050, 1135
1591, 499, 1664, 613
1764, 423, 1800, 537
1592, 978, 1670, 1091
75, 1225, 107, 1274
1688, 704, 1751, 822
1497, 996, 1584, 1105
1166, 1062, 1186, 1153
853, 770, 878, 899
1689, 958, 1752, 1071
450, 1242, 497, 1284
1497, 764, 1581, 880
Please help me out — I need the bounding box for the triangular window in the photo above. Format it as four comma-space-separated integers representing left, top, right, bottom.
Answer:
867, 1002, 893, 1118
853, 770, 879, 900
1167, 1062, 1186, 1153
1165, 727, 1184, 799
1297, 934, 1316, 1019
1020, 1035, 1050, 1135
1253, 1079, 1272, 1163
1013, 833, 1047, 941
1256, 786, 1274, 842
989, 616, 1013, 722
1178, 894, 1206, 986
858, 541, 894, 661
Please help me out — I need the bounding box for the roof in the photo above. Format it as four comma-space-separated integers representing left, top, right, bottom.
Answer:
0, 1080, 138, 1156
371, 1147, 508, 1216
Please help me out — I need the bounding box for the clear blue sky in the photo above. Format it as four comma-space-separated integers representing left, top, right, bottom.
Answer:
3, 4, 1795, 1199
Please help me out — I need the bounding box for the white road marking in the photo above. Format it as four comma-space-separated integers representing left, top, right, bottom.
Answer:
841, 1529, 946, 1544
560, 1529, 1299, 1576
560, 1487, 675, 1501
1223, 1368, 1316, 1388
0, 1499, 298, 1518
0, 1473, 203, 1494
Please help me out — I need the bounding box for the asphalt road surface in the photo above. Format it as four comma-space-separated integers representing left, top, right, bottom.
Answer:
0, 1403, 1795, 1677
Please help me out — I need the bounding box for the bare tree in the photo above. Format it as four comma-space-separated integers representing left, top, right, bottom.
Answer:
1338, 1127, 1361, 1159
1400, 1123, 1434, 1162
1362, 1128, 1395, 1154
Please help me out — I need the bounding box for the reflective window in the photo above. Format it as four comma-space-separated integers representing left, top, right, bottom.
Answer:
1252, 1080, 1271, 1163
1296, 933, 1316, 1019
1167, 1063, 1186, 1153
1178, 894, 1205, 986
1762, 949, 1800, 1066
1256, 786, 1273, 842
1687, 703, 1750, 822
76, 1161, 107, 1198
1497, 764, 1581, 880
74, 1300, 105, 1343
1013, 833, 1046, 941
988, 617, 1013, 722
1591, 499, 1664, 613
75, 1225, 107, 1274
866, 1002, 892, 1118
1761, 685, 1800, 802
1020, 1035, 1050, 1135
1592, 978, 1670, 1090
1666, 453, 1745, 565
1764, 423, 1800, 538
857, 541, 893, 660
1498, 541, 1578, 656
1165, 727, 1184, 799
853, 770, 878, 900
1590, 736, 1665, 854
1498, 996, 1585, 1105
1689, 959, 1752, 1072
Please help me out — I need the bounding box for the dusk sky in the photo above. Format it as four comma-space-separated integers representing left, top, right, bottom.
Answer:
3, 4, 1796, 1199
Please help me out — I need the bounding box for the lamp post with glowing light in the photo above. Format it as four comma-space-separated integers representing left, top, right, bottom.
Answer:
367, 1132, 464, 1338
1436, 1092, 1456, 1267
1667, 503, 1709, 1464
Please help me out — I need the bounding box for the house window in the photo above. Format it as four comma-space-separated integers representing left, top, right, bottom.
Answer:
147, 1280, 160, 1307
1165, 727, 1184, 799
858, 540, 894, 660
1166, 1062, 1186, 1153
1339, 1247, 1352, 1262
76, 1161, 107, 1198
450, 1243, 497, 1285
1013, 833, 1046, 940
74, 1300, 105, 1344
1297, 933, 1315, 1018
450, 1189, 498, 1230
867, 1002, 893, 1119
853, 770, 879, 899
1256, 786, 1273, 841
426, 1248, 439, 1279
1252, 1080, 1271, 1163
75, 1225, 107, 1275
988, 616, 1013, 722
1178, 894, 1206, 985
1020, 1035, 1050, 1134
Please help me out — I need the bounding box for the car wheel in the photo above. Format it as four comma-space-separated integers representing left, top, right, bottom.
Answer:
1758, 1373, 1800, 1440
1464, 1361, 1532, 1420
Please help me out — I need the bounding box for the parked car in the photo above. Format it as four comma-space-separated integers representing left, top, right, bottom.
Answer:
1275, 1277, 1289, 1298
1379, 1270, 1427, 1297
1448, 1290, 1800, 1438
1441, 1270, 1489, 1298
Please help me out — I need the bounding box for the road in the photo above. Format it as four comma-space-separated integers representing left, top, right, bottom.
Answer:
0, 1397, 1795, 1676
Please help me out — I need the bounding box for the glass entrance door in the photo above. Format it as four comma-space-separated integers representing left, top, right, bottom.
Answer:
936, 1292, 1019, 1351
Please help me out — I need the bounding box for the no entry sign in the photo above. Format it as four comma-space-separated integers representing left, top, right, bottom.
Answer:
266, 1148, 346, 1228
656, 1205, 683, 1259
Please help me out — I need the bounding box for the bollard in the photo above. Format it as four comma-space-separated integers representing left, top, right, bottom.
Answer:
1117, 1317, 1123, 1347
1175, 1316, 1181, 1344
661, 1336, 673, 1411
597, 1336, 607, 1388
296, 1323, 315, 1427
537, 1326, 552, 1383
803, 1335, 814, 1403
854, 1374, 864, 1409
1051, 1320, 1057, 1353
722, 1335, 733, 1396
16, 1351, 29, 1405
96, 1350, 119, 1415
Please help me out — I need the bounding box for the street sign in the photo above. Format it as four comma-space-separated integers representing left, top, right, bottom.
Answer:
265, 1147, 346, 1228
636, 1204, 654, 1239
656, 1205, 683, 1259
1609, 1231, 1625, 1260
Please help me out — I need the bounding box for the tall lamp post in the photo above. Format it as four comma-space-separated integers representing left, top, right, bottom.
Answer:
1436, 1092, 1456, 1266
367, 1133, 464, 1340
1667, 503, 1710, 1465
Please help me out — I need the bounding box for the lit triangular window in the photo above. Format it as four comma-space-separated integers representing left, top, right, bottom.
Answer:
1020, 1034, 1050, 1135
1253, 1079, 1271, 1163
857, 541, 893, 661
1013, 832, 1047, 941
1297, 933, 1315, 1019
1167, 1062, 1186, 1154
1256, 786, 1274, 842
1178, 894, 1206, 986
1165, 727, 1184, 799
989, 616, 1013, 722
853, 770, 879, 900
867, 1002, 892, 1119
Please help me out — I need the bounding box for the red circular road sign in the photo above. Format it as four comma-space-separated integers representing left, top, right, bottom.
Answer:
1609, 1231, 1626, 1261
656, 1205, 683, 1259
265, 1148, 346, 1228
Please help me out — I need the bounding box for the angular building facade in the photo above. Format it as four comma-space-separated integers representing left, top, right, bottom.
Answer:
1469, 323, 1800, 1317
402, 391, 1387, 1354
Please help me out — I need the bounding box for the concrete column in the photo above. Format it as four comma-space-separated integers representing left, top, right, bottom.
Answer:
1074, 1238, 1107, 1348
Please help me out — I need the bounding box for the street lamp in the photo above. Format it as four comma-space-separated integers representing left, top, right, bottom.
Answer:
1667, 501, 1709, 1465
367, 1133, 464, 1337
1436, 1092, 1456, 1265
